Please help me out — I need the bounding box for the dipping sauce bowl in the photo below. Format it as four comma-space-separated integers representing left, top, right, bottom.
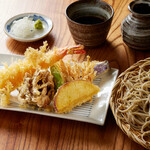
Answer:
66, 0, 114, 47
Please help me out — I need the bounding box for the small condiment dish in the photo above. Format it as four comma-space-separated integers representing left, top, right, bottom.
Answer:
4, 13, 53, 42
66, 0, 114, 47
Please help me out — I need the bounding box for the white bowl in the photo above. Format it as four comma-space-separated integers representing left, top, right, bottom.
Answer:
4, 13, 53, 42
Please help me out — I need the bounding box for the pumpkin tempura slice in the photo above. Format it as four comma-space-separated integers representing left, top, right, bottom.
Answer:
53, 80, 100, 113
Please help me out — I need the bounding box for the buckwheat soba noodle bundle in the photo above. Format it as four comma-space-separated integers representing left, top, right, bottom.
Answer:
110, 57, 150, 149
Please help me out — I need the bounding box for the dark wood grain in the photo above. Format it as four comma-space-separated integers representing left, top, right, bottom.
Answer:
0, 0, 149, 150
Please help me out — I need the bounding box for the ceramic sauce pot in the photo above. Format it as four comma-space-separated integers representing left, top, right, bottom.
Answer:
121, 0, 150, 50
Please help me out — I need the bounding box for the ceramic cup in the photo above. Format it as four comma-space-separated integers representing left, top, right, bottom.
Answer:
66, 0, 114, 47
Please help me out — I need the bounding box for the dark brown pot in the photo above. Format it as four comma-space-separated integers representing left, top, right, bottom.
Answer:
121, 0, 150, 50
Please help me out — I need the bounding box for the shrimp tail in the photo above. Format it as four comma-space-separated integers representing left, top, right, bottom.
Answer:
56, 44, 85, 56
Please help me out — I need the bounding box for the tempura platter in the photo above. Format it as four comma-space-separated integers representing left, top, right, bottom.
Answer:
0, 54, 118, 125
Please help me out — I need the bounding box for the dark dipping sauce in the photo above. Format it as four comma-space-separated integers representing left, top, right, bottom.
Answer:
133, 3, 150, 14
73, 16, 106, 24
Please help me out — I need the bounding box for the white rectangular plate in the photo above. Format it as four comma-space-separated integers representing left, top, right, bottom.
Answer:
0, 54, 118, 125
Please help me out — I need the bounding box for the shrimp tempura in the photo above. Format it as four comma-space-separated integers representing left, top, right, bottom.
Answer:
0, 41, 85, 106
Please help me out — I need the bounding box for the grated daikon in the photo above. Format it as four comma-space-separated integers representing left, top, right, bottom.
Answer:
10, 17, 36, 38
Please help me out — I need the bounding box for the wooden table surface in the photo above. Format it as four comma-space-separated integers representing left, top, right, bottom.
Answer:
0, 0, 150, 150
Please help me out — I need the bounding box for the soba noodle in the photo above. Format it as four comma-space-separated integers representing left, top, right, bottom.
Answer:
114, 59, 150, 144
